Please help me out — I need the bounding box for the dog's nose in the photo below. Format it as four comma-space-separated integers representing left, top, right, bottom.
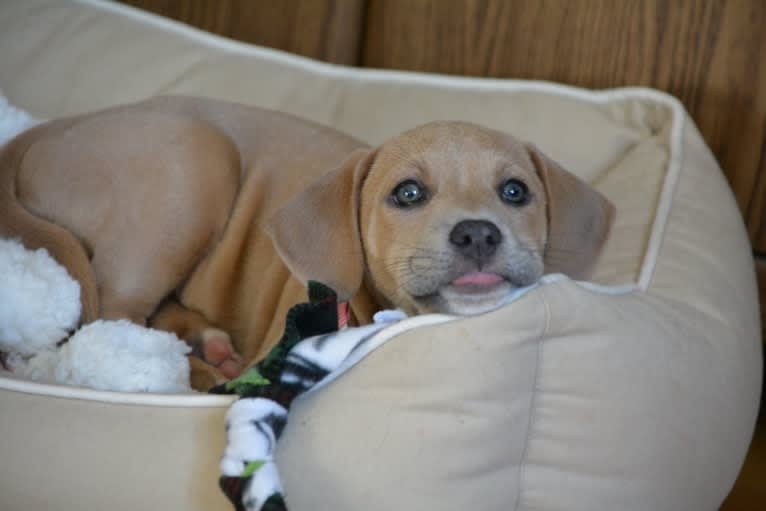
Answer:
449, 220, 502, 261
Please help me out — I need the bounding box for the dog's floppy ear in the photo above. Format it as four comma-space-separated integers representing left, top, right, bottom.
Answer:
266, 148, 377, 300
526, 144, 615, 280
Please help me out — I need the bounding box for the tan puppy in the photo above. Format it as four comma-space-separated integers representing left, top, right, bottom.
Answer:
0, 96, 613, 389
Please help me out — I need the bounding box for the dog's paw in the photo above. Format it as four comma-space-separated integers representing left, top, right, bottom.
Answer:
196, 328, 243, 379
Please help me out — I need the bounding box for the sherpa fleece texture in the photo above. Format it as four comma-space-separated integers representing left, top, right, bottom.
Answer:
0, 237, 193, 393
12, 320, 193, 393
0, 239, 81, 355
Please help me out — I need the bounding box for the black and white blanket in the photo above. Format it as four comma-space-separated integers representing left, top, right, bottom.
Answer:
214, 282, 411, 511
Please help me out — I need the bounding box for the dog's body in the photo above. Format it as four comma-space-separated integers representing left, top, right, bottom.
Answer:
0, 96, 613, 388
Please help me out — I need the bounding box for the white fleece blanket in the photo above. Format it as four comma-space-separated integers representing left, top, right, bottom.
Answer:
0, 237, 193, 393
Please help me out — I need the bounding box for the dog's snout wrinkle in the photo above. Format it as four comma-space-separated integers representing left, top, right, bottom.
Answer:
449, 220, 502, 261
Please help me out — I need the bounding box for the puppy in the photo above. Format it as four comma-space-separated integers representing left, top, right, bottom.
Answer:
0, 96, 613, 389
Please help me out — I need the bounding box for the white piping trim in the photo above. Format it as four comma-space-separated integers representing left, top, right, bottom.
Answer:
541, 273, 640, 295
308, 314, 456, 394
0, 370, 235, 406
637, 96, 686, 290
0, 0, 687, 404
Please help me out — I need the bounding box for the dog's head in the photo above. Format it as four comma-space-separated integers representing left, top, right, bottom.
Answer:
267, 122, 614, 315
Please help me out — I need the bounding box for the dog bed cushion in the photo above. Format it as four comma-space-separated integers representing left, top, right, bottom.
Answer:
0, 1, 761, 510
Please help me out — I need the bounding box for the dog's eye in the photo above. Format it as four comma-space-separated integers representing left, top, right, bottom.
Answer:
499, 178, 530, 206
391, 180, 427, 207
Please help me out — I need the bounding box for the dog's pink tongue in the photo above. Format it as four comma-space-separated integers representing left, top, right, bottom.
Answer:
452, 272, 503, 286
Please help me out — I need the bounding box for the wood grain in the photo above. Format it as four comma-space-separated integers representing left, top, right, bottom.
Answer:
363, 0, 766, 252
119, 0, 366, 65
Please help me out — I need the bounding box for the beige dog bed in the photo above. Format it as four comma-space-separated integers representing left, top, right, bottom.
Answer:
0, 1, 761, 510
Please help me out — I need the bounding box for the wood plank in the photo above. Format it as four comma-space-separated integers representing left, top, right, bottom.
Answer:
363, 0, 766, 251
119, 0, 365, 65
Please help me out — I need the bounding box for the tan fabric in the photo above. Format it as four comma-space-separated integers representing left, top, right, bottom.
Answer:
0, 1, 760, 511
0, 382, 233, 510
